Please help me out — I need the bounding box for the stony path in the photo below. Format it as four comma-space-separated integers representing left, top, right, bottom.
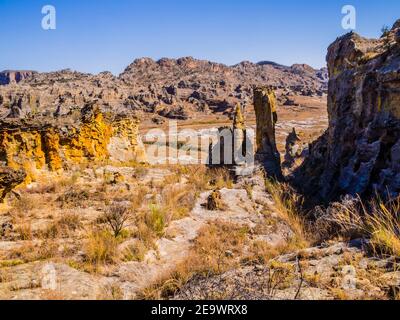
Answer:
0, 173, 282, 300
111, 180, 276, 299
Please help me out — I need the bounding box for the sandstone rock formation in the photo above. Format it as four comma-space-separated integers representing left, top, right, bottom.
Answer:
0, 167, 26, 202
0, 103, 146, 184
295, 21, 400, 201
283, 128, 301, 169
205, 190, 225, 211
253, 87, 283, 179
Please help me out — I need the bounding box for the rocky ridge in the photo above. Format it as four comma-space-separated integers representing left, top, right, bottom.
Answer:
295, 21, 400, 202
0, 58, 327, 121
0, 71, 36, 86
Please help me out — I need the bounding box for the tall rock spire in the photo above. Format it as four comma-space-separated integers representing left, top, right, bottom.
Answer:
253, 87, 282, 179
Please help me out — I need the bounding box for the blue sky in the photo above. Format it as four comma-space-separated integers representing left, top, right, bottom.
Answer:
0, 0, 399, 74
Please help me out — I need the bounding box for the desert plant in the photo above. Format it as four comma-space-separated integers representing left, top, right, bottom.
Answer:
100, 202, 132, 238
145, 205, 166, 237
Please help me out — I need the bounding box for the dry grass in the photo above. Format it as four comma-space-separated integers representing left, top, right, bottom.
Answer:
327, 196, 400, 257
4, 241, 59, 263
41, 213, 82, 239
138, 221, 248, 299
11, 194, 36, 214
15, 223, 33, 241
162, 184, 198, 220
83, 230, 119, 268
264, 179, 309, 249
56, 188, 89, 208
121, 241, 148, 262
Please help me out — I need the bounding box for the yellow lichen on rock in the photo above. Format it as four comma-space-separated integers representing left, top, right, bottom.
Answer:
0, 104, 147, 184
42, 128, 62, 171
233, 103, 245, 130
253, 87, 278, 153
62, 110, 113, 163
108, 116, 147, 163
0, 129, 46, 183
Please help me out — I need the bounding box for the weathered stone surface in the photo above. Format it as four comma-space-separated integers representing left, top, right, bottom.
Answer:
205, 190, 225, 211
0, 103, 146, 183
253, 87, 282, 179
0, 167, 26, 202
283, 128, 305, 169
295, 20, 400, 201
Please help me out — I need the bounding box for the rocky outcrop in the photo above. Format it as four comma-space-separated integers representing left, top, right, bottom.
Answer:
205, 190, 225, 211
0, 167, 26, 202
0, 104, 146, 183
295, 21, 400, 201
0, 71, 35, 86
254, 87, 282, 179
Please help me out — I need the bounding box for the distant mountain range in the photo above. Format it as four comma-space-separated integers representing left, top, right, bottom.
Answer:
0, 57, 327, 120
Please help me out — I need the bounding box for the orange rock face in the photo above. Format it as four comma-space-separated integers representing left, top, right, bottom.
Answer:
0, 105, 147, 183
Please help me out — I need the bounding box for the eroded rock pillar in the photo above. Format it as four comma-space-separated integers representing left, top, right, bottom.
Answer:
253, 87, 282, 179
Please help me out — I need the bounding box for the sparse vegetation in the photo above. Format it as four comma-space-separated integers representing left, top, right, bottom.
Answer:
326, 196, 400, 257
264, 179, 309, 248
84, 230, 118, 267
138, 221, 248, 299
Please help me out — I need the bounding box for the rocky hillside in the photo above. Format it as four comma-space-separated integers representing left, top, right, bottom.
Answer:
295, 21, 400, 202
0, 71, 36, 86
0, 58, 327, 121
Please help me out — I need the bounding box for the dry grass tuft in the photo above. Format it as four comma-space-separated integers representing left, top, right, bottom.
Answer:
327, 196, 400, 257
264, 179, 309, 248
41, 213, 82, 239
83, 230, 118, 268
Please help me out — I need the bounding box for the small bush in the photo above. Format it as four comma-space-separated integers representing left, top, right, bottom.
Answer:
99, 202, 132, 238
145, 205, 166, 237
57, 188, 89, 208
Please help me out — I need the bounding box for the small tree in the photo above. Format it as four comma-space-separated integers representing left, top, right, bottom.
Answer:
102, 202, 132, 238
381, 25, 390, 38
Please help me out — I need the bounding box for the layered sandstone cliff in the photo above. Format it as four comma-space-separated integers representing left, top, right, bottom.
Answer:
295, 21, 400, 201
0, 104, 146, 184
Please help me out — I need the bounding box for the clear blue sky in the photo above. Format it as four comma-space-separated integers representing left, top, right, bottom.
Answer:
0, 0, 399, 74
